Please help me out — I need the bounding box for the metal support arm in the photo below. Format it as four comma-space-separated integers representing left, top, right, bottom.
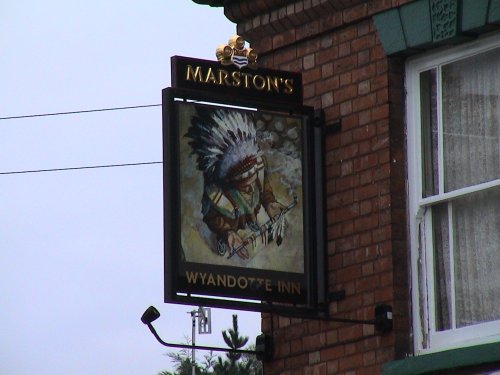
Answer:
141, 306, 262, 356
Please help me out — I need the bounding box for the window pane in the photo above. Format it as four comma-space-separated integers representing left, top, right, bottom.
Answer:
453, 188, 500, 328
433, 203, 452, 331
441, 48, 500, 192
420, 69, 439, 197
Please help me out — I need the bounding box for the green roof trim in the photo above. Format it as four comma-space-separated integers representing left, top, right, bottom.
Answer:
400, 0, 432, 48
372, 9, 407, 55
461, 0, 489, 32
489, 0, 500, 24
382, 341, 500, 375
373, 0, 500, 56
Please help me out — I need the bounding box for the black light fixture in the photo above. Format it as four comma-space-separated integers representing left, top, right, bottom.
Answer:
141, 306, 160, 325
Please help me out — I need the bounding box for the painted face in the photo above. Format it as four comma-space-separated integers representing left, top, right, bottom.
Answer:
233, 172, 258, 192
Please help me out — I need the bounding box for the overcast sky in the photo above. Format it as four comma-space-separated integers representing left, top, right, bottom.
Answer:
0, 2, 261, 374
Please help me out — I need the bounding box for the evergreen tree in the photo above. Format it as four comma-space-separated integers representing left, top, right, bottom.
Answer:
222, 314, 249, 365
157, 314, 262, 375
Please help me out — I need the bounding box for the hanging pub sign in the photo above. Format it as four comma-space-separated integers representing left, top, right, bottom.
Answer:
163, 35, 326, 312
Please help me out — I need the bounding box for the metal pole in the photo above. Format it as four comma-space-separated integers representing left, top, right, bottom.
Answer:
191, 310, 196, 375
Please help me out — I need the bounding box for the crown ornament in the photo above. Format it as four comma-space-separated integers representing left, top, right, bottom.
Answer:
216, 35, 257, 69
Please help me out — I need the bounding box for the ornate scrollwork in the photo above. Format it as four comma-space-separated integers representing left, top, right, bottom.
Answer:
430, 0, 458, 41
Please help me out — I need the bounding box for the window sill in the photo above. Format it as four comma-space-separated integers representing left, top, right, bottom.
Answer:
382, 342, 500, 375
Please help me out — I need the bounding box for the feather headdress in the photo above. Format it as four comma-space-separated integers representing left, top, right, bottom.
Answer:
186, 107, 261, 183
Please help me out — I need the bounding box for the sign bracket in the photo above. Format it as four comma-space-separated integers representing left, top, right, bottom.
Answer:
141, 306, 270, 359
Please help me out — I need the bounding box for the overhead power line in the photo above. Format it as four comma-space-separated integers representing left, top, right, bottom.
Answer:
0, 103, 164, 175
0, 161, 162, 176
0, 104, 162, 121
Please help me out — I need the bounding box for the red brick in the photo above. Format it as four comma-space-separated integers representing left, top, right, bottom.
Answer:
354, 214, 379, 232
377, 59, 388, 74
374, 253, 392, 272
357, 21, 371, 37
342, 113, 359, 130
343, 3, 368, 23
296, 20, 320, 40
376, 87, 389, 104
358, 109, 371, 125
360, 169, 374, 185
340, 101, 353, 116
362, 262, 375, 277
345, 342, 357, 355
316, 45, 339, 65
373, 163, 390, 181
341, 220, 354, 236
327, 224, 341, 240
371, 105, 389, 124
352, 93, 377, 112
303, 333, 326, 351
303, 53, 316, 70
317, 76, 340, 94
336, 174, 359, 192
297, 38, 321, 57
359, 231, 372, 247
341, 160, 353, 175
351, 34, 375, 52
352, 63, 377, 83
285, 353, 309, 369
336, 264, 362, 282
334, 84, 357, 103
368, 0, 393, 14
360, 199, 372, 215
357, 365, 381, 375
371, 135, 389, 151
338, 353, 364, 371
274, 48, 297, 66
337, 27, 357, 43
326, 360, 339, 374
358, 79, 371, 95
358, 139, 372, 155
380, 270, 393, 287
333, 55, 357, 74
303, 82, 315, 99
309, 363, 327, 375
353, 124, 377, 141
353, 153, 379, 172
320, 12, 343, 31
336, 232, 359, 251
374, 282, 393, 301
290, 338, 303, 353
321, 344, 344, 361
303, 66, 322, 84
355, 274, 380, 293
339, 71, 352, 87
339, 41, 351, 57
322, 62, 334, 78
322, 92, 334, 107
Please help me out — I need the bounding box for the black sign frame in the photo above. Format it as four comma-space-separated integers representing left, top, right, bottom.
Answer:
163, 58, 326, 313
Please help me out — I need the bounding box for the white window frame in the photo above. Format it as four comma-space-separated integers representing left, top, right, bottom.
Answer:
406, 32, 500, 354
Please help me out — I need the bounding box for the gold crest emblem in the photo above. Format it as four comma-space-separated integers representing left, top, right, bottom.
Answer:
216, 35, 257, 69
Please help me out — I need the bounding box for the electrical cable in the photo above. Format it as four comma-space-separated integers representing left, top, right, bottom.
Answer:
0, 104, 162, 121
0, 161, 162, 175
0, 103, 164, 175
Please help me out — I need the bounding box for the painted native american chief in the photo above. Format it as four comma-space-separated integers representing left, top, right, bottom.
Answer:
186, 107, 295, 260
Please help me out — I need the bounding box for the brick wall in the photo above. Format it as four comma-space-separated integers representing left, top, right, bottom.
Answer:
221, 1, 412, 373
